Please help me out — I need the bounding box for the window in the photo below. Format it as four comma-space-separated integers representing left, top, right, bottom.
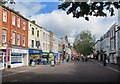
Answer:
37, 30, 39, 37
12, 14, 15, 25
22, 35, 25, 46
17, 34, 20, 45
46, 34, 47, 41
31, 40, 34, 48
32, 28, 34, 35
43, 43, 45, 50
43, 32, 45, 41
46, 44, 47, 51
111, 39, 115, 51
23, 21, 26, 30
12, 32, 15, 44
18, 17, 20, 28
36, 41, 40, 48
11, 55, 22, 64
3, 10, 7, 22
2, 29, 7, 43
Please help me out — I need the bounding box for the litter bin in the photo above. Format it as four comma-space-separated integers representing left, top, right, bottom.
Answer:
31, 62, 35, 67
51, 60, 55, 67
117, 57, 120, 66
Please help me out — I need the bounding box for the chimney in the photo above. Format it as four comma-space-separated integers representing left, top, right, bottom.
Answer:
31, 20, 35, 24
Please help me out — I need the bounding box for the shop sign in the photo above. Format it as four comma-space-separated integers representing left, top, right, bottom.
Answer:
54, 53, 58, 56
42, 52, 49, 56
12, 49, 28, 53
29, 49, 42, 54
11, 53, 22, 56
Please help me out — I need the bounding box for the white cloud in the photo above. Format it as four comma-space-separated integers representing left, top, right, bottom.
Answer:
30, 9, 118, 44
7, 2, 118, 44
8, 2, 46, 18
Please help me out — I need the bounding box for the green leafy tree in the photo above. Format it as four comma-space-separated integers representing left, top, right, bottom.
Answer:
58, 0, 120, 21
0, 0, 15, 5
73, 30, 95, 56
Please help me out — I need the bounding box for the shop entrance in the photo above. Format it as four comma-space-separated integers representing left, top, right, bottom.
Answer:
0, 52, 5, 70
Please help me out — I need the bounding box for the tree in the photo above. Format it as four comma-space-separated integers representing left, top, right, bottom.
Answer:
73, 30, 95, 56
58, 0, 120, 21
0, 0, 15, 5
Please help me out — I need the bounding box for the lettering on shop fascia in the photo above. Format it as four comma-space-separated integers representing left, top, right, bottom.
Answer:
33, 50, 39, 53
12, 49, 27, 53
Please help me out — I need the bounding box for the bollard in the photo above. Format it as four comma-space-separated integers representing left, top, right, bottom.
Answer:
31, 62, 35, 67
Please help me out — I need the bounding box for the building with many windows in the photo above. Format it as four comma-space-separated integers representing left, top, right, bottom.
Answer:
0, 5, 29, 69
42, 28, 49, 58
28, 21, 42, 62
94, 22, 120, 64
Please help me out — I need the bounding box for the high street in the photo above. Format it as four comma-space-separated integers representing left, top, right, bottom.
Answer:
1, 59, 119, 83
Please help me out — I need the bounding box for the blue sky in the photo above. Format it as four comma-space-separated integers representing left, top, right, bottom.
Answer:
8, 1, 118, 44
38, 2, 61, 14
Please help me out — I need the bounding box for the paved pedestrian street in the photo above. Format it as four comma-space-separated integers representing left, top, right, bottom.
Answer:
1, 59, 119, 83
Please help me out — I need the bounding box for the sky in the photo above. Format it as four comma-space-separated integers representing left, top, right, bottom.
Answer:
7, 0, 118, 44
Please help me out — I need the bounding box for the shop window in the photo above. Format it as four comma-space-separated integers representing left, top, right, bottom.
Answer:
12, 14, 16, 25
18, 17, 20, 28
2, 29, 7, 43
12, 32, 15, 45
11, 56, 22, 64
3, 10, 7, 22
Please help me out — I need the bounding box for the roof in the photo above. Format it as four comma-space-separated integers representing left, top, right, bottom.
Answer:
1, 5, 29, 21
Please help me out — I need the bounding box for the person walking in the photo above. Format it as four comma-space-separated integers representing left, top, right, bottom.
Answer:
103, 51, 107, 66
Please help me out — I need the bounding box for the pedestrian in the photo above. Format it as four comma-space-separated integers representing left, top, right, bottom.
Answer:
82, 56, 85, 62
29, 58, 33, 65
37, 58, 40, 65
103, 51, 107, 66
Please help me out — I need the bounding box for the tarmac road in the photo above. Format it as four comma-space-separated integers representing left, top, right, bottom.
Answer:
1, 59, 119, 83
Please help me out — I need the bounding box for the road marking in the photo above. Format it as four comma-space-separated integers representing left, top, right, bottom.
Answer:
94, 60, 120, 73
0, 69, 31, 77
106, 66, 120, 73
11, 80, 18, 82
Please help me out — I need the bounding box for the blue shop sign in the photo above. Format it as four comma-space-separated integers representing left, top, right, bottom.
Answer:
54, 53, 58, 56
29, 49, 42, 54
11, 54, 22, 56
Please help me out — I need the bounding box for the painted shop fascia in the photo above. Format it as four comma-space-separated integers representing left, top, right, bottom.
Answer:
9, 47, 29, 68
29, 48, 42, 59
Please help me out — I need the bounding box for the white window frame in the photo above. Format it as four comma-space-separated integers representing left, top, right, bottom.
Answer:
12, 14, 16, 25
2, 29, 7, 43
18, 17, 20, 28
12, 32, 15, 45
23, 21, 26, 30
3, 10, 7, 22
17, 33, 20, 45
22, 35, 25, 46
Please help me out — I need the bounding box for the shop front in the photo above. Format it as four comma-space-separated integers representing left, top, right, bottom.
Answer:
0, 50, 5, 70
29, 49, 42, 64
53, 53, 58, 64
9, 48, 28, 68
0, 44, 10, 69
42, 52, 49, 64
